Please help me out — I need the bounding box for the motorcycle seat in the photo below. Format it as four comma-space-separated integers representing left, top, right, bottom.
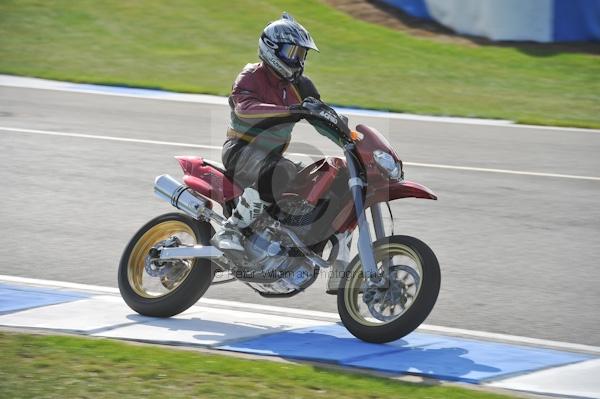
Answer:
202, 159, 227, 174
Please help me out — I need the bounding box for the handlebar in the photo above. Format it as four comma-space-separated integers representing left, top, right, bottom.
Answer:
293, 97, 352, 144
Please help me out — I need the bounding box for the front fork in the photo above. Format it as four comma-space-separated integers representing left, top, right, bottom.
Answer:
345, 147, 386, 287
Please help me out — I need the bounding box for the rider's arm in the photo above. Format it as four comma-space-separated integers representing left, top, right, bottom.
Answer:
295, 75, 320, 101
293, 76, 339, 141
231, 90, 294, 119
230, 70, 297, 121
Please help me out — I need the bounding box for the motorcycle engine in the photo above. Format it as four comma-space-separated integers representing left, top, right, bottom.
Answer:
239, 228, 316, 295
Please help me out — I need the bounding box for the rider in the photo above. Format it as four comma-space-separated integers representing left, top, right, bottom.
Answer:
213, 12, 321, 251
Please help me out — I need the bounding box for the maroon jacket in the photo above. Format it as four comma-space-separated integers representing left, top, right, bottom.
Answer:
227, 62, 320, 151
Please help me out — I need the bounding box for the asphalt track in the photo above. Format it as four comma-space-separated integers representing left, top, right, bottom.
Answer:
1, 84, 599, 346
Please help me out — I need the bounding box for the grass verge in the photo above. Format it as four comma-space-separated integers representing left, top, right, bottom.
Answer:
1, 0, 598, 128
0, 331, 519, 399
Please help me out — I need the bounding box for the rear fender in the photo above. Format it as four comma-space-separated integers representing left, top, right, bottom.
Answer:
175, 156, 241, 205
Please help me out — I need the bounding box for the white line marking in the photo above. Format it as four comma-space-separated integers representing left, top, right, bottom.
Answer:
0, 75, 229, 106
0, 126, 222, 150
3, 74, 600, 133
2, 274, 600, 354
2, 125, 599, 182
406, 162, 600, 181
0, 275, 119, 294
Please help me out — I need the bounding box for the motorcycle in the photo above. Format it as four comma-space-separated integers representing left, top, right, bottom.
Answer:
118, 99, 440, 343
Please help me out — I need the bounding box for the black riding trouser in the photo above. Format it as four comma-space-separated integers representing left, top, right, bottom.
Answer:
222, 138, 299, 203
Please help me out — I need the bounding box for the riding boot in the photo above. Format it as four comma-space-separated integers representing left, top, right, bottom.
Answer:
212, 187, 270, 251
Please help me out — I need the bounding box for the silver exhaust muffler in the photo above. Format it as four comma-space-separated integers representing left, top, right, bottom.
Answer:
153, 175, 228, 265
154, 175, 225, 224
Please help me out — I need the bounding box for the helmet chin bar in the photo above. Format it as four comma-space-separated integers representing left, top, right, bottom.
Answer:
258, 43, 303, 82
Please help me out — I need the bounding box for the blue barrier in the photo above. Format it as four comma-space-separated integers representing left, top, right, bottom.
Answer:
381, 0, 600, 42
553, 0, 600, 42
380, 0, 432, 20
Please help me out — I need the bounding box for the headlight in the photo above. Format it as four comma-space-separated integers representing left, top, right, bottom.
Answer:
373, 150, 402, 180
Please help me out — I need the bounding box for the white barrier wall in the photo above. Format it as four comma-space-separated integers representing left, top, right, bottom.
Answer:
383, 0, 600, 42
425, 0, 554, 42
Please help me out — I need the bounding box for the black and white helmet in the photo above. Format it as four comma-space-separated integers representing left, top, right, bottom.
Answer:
258, 12, 318, 82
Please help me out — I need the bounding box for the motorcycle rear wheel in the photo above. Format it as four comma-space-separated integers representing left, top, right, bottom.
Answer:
337, 235, 440, 343
118, 212, 215, 317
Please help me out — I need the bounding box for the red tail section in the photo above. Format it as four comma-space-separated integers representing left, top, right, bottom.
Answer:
175, 156, 242, 204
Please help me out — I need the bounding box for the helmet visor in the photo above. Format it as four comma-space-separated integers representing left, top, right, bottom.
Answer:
278, 44, 307, 67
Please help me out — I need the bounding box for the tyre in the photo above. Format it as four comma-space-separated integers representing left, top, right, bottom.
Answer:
118, 212, 215, 317
337, 235, 440, 343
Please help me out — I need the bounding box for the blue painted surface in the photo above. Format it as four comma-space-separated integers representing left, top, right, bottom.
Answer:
221, 324, 397, 362
381, 0, 432, 20
332, 106, 393, 118
346, 333, 591, 383
218, 324, 593, 383
553, 0, 600, 42
0, 284, 87, 314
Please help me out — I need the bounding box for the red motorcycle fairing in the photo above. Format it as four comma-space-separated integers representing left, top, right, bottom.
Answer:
175, 156, 242, 204
352, 124, 437, 201
293, 157, 346, 204
317, 123, 437, 232
174, 121, 436, 233
354, 124, 401, 184
293, 156, 436, 203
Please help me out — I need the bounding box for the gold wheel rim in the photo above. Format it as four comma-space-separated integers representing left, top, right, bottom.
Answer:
344, 243, 423, 327
127, 220, 196, 299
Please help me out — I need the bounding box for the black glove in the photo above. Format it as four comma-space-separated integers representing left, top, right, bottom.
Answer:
297, 97, 325, 117
288, 103, 305, 114
302, 96, 322, 108
289, 97, 321, 113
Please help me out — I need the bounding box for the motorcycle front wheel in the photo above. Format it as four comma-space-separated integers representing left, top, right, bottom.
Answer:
337, 235, 440, 343
118, 212, 215, 317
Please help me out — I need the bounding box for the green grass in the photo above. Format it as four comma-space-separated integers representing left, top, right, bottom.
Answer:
0, 0, 599, 128
0, 332, 517, 399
